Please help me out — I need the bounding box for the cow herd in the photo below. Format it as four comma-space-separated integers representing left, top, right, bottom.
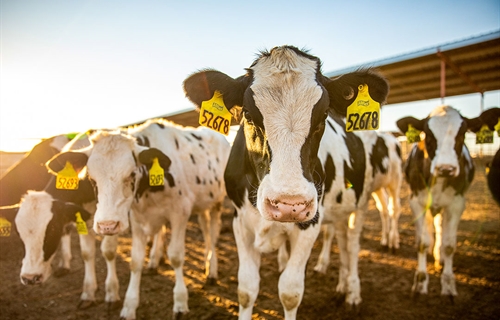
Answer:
1, 46, 499, 320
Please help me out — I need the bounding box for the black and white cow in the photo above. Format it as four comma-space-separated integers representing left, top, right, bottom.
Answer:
479, 107, 500, 205
313, 131, 403, 273
397, 105, 478, 300
46, 119, 230, 319
1, 134, 126, 309
184, 46, 389, 319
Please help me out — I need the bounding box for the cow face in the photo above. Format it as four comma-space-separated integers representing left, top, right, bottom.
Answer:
397, 105, 477, 178
14, 191, 90, 285
46, 131, 172, 235
184, 46, 389, 223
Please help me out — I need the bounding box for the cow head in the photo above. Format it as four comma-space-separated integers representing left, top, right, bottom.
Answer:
397, 105, 480, 178
46, 130, 172, 235
184, 46, 389, 223
12, 191, 91, 285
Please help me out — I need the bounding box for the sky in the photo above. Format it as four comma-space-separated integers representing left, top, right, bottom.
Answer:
1, 0, 499, 152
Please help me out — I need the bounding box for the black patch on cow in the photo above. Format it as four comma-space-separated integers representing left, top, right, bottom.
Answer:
199, 143, 205, 149
190, 154, 196, 164
295, 211, 320, 230
156, 122, 165, 129
191, 133, 202, 141
323, 154, 336, 196
196, 176, 201, 184
209, 191, 213, 198
178, 190, 182, 196
487, 149, 500, 204
131, 151, 138, 166
342, 131, 366, 204
336, 191, 342, 203
185, 136, 192, 143
395, 143, 402, 159
370, 136, 389, 177
134, 165, 175, 200
174, 138, 179, 150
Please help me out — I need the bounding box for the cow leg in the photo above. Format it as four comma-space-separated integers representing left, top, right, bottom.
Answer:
168, 213, 189, 317
313, 223, 335, 273
440, 198, 465, 298
207, 203, 222, 281
121, 221, 147, 320
233, 214, 261, 320
344, 211, 364, 307
54, 229, 72, 276
372, 189, 389, 249
433, 213, 443, 270
196, 207, 220, 283
101, 234, 120, 308
410, 198, 431, 295
277, 242, 289, 272
78, 233, 97, 309
387, 181, 401, 251
279, 225, 320, 319
145, 226, 166, 273
333, 220, 349, 298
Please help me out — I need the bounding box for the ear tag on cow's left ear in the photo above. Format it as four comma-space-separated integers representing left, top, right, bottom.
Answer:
56, 162, 79, 190
199, 90, 232, 136
0, 217, 11, 237
476, 124, 494, 144
406, 124, 421, 143
346, 84, 381, 132
149, 157, 164, 186
75, 212, 88, 235
494, 118, 500, 136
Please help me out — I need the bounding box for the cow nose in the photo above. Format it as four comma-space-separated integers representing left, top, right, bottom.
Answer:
21, 274, 43, 285
436, 165, 457, 177
265, 197, 315, 222
97, 220, 121, 235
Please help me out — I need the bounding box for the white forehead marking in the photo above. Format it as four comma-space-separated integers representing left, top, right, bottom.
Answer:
427, 105, 463, 142
16, 191, 54, 236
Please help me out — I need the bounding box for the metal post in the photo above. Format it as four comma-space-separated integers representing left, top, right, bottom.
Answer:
440, 54, 446, 105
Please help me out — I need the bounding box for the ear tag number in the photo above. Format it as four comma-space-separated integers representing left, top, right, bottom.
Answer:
56, 162, 79, 190
406, 124, 421, 143
346, 84, 381, 132
75, 212, 88, 235
495, 118, 500, 136
0, 217, 11, 237
476, 124, 493, 144
149, 157, 164, 186
199, 90, 232, 136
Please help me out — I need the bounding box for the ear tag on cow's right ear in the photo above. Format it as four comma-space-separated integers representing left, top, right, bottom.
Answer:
476, 124, 494, 144
406, 124, 421, 143
494, 118, 500, 136
149, 157, 164, 186
56, 162, 79, 190
346, 84, 381, 132
75, 212, 88, 235
199, 90, 232, 136
0, 217, 11, 237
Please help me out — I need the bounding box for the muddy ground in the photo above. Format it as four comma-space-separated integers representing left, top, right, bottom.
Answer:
0, 153, 498, 320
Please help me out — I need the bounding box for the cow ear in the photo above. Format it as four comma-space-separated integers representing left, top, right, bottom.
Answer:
52, 200, 92, 223
0, 203, 20, 224
323, 69, 389, 117
183, 69, 248, 118
479, 107, 500, 130
46, 151, 89, 175
396, 116, 426, 133
138, 148, 172, 171
464, 116, 484, 133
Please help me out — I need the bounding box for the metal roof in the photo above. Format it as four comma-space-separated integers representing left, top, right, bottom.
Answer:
149, 30, 500, 127
325, 30, 500, 105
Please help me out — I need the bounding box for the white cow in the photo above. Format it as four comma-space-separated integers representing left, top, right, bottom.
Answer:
47, 119, 230, 319
313, 131, 403, 273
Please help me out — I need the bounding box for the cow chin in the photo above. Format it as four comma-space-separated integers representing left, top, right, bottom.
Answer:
20, 261, 52, 286
257, 178, 318, 223
94, 217, 128, 235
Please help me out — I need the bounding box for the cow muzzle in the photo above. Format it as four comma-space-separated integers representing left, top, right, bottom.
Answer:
435, 165, 457, 177
265, 197, 315, 222
96, 220, 121, 235
21, 273, 43, 285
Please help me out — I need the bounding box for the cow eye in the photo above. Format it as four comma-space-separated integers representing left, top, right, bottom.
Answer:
342, 86, 354, 100
244, 111, 253, 123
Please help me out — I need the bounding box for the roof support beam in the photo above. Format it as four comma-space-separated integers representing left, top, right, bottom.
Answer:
436, 50, 485, 95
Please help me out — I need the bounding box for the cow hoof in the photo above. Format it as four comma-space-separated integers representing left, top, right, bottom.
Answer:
203, 277, 217, 288
77, 299, 96, 309
345, 302, 361, 315
332, 292, 346, 305
380, 244, 389, 252
443, 294, 455, 305
106, 300, 122, 313
53, 268, 70, 278
173, 311, 188, 320
390, 247, 397, 255
143, 267, 158, 276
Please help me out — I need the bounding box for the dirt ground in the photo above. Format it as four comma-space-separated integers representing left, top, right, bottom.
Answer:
0, 152, 499, 320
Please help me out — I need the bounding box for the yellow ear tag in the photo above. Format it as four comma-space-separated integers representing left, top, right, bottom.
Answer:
406, 124, 421, 143
494, 118, 500, 136
476, 124, 493, 144
75, 212, 88, 235
346, 84, 381, 132
199, 90, 232, 136
0, 217, 11, 237
149, 157, 164, 186
56, 161, 79, 190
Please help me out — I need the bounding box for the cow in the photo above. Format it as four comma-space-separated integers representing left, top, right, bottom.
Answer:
0, 134, 125, 309
479, 107, 500, 205
183, 45, 389, 319
46, 119, 230, 319
396, 105, 479, 301
313, 131, 403, 274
